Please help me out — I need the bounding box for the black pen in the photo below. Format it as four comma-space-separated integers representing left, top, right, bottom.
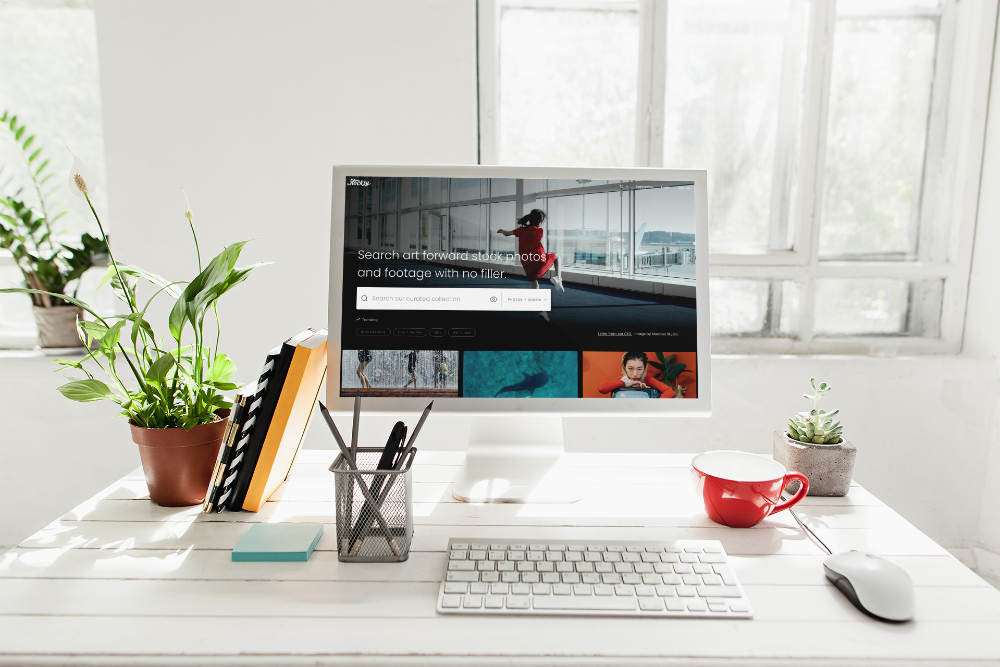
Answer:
393, 400, 433, 471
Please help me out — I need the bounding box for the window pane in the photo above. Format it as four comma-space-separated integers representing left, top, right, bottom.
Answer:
451, 178, 484, 203
634, 184, 696, 279
489, 201, 517, 262
450, 204, 484, 254
498, 3, 638, 167
663, 0, 809, 253
820, 12, 937, 258
710, 278, 797, 336
813, 278, 942, 336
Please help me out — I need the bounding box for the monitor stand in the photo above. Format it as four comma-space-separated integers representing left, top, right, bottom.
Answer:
452, 416, 582, 503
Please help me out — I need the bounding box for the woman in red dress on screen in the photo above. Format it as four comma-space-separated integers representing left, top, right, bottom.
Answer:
597, 351, 678, 398
496, 208, 564, 321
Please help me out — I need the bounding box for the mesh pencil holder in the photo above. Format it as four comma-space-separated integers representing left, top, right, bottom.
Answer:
330, 447, 415, 562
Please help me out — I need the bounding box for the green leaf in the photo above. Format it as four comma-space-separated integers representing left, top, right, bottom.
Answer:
27, 147, 41, 163
144, 354, 175, 386
206, 353, 236, 384
34, 158, 50, 176
115, 263, 184, 297
99, 319, 127, 360
22, 134, 35, 152
57, 379, 115, 403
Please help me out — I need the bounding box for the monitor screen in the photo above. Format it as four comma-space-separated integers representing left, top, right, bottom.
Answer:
328, 166, 710, 415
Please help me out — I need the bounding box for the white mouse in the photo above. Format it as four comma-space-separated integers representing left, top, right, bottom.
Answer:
823, 550, 914, 622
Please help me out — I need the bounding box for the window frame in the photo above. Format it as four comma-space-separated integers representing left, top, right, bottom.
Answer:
478, 0, 996, 354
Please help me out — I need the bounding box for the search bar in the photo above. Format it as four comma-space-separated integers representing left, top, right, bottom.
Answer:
356, 287, 551, 311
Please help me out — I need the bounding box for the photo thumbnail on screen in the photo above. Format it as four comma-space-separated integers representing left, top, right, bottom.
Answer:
341, 175, 699, 399
342, 349, 458, 398
581, 351, 697, 399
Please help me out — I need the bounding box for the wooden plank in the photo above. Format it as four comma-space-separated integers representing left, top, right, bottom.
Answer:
1, 547, 988, 589
1, 577, 998, 624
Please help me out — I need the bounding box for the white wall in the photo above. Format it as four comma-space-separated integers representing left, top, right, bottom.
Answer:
3, 0, 999, 554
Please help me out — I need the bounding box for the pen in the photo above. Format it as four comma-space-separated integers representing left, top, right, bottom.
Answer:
350, 391, 361, 461
393, 400, 433, 471
319, 401, 356, 469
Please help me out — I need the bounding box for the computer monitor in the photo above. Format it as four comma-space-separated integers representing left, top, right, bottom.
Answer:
328, 165, 710, 503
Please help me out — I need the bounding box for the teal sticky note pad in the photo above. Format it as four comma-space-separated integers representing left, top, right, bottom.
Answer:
232, 523, 323, 562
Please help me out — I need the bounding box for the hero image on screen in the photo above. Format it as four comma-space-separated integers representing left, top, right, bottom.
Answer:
341, 176, 698, 398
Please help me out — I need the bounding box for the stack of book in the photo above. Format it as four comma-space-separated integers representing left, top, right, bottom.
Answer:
203, 328, 329, 513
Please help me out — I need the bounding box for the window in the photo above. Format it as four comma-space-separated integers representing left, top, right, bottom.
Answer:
0, 0, 111, 349
479, 0, 994, 353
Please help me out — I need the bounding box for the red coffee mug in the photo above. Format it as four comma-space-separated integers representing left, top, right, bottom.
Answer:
691, 451, 810, 528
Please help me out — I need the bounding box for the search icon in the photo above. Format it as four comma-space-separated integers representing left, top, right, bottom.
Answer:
361, 295, 368, 301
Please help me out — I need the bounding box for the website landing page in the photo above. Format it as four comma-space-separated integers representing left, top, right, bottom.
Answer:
340, 176, 699, 399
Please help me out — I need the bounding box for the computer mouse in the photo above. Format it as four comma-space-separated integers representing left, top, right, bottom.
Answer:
823, 550, 914, 622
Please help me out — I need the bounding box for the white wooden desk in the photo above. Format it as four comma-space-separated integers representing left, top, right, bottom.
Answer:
2, 451, 999, 666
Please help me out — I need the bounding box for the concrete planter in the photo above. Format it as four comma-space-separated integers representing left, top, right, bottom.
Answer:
772, 430, 856, 497
32, 305, 84, 350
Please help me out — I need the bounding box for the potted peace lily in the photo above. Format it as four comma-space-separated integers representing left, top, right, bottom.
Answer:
1, 156, 267, 506
772, 378, 856, 497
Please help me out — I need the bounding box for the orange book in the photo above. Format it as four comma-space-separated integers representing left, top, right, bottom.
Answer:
242, 331, 329, 511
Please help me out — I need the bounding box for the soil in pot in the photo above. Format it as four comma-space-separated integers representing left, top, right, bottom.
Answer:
130, 410, 229, 507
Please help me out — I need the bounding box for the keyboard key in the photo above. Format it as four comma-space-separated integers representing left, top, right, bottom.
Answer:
655, 585, 676, 597
634, 563, 652, 574
464, 595, 483, 609
698, 585, 741, 598
470, 543, 488, 551
470, 582, 490, 594
556, 562, 574, 573
675, 586, 696, 597
682, 575, 703, 586
444, 583, 468, 594
490, 543, 507, 550
639, 598, 664, 611
508, 551, 525, 561
480, 572, 500, 583
529, 544, 546, 551
536, 562, 554, 572
587, 545, 605, 552
684, 547, 703, 553
573, 584, 593, 595
602, 573, 621, 585
595, 563, 614, 573
546, 551, 563, 561
511, 583, 531, 595
497, 562, 515, 572
704, 545, 723, 553
582, 573, 601, 584
594, 584, 614, 596
484, 595, 504, 609
622, 574, 642, 585
488, 551, 505, 561
447, 572, 479, 582
517, 561, 535, 572
693, 564, 714, 574
614, 563, 633, 574
730, 602, 750, 613
641, 553, 660, 563
607, 545, 625, 553
477, 561, 495, 571
441, 595, 462, 608
702, 574, 723, 586
575, 562, 594, 573
501, 572, 519, 583
565, 552, 582, 562
653, 563, 674, 574
661, 574, 682, 585
665, 600, 685, 611
663, 546, 683, 553
562, 573, 581, 584
491, 583, 509, 594
533, 596, 637, 611
533, 583, 551, 595
507, 597, 530, 610
709, 602, 729, 612
527, 551, 544, 561
568, 545, 586, 552
642, 574, 661, 585
603, 552, 622, 562
553, 584, 572, 595
542, 573, 560, 584
680, 554, 700, 563
452, 542, 469, 550
449, 551, 467, 560
448, 561, 475, 571
509, 543, 527, 551
674, 564, 693, 575
622, 553, 640, 563
469, 550, 486, 560
548, 544, 567, 551
584, 552, 602, 562
661, 554, 680, 563
635, 585, 655, 597
521, 572, 540, 584
615, 584, 636, 596
700, 553, 726, 563
687, 600, 708, 612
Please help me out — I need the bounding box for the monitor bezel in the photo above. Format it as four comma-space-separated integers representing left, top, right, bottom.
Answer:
327, 164, 711, 416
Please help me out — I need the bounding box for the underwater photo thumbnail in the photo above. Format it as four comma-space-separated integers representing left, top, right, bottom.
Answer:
463, 351, 578, 398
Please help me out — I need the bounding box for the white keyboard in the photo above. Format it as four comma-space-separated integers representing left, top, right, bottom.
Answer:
436, 538, 753, 618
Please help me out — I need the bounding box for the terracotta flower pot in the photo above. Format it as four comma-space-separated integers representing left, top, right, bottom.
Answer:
32, 304, 85, 350
130, 410, 230, 507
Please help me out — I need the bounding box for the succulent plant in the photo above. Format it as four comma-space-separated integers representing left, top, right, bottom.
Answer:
786, 378, 843, 445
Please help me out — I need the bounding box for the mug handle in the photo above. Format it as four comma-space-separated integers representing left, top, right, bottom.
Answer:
770, 471, 810, 515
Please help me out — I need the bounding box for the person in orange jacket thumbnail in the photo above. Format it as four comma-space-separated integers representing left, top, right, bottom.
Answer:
597, 351, 676, 398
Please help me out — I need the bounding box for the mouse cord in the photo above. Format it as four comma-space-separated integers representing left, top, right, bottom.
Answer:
781, 495, 833, 556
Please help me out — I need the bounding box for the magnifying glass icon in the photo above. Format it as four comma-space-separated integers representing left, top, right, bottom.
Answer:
361, 295, 367, 301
